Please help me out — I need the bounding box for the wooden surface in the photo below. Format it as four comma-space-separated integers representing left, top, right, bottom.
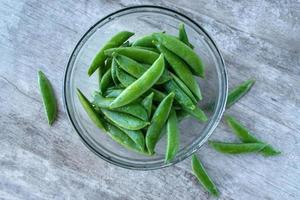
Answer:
1, 0, 300, 199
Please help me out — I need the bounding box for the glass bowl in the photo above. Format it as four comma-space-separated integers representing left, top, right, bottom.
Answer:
64, 5, 227, 170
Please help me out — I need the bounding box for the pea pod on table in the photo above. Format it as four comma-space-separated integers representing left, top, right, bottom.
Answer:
153, 33, 205, 78
191, 155, 220, 197
88, 31, 134, 76
38, 71, 57, 125
209, 141, 266, 154
225, 115, 281, 156
110, 54, 165, 108
146, 92, 175, 155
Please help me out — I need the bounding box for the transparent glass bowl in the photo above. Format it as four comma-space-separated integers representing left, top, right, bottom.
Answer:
64, 5, 227, 170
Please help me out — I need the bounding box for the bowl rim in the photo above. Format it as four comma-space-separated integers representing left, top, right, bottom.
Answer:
63, 5, 228, 170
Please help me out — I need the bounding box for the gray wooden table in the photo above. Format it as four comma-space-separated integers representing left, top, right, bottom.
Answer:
1, 0, 300, 199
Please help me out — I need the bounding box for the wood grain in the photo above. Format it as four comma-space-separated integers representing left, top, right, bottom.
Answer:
0, 0, 299, 199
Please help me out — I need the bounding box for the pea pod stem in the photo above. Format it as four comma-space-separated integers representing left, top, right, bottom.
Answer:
191, 155, 220, 197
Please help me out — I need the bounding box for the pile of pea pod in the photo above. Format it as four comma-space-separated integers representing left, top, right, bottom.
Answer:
77, 23, 207, 162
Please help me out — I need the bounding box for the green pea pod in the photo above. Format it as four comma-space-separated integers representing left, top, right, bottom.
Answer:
106, 123, 146, 154
205, 78, 256, 111
102, 109, 149, 130
117, 126, 146, 152
141, 92, 154, 118
104, 87, 124, 98
153, 41, 201, 100
150, 88, 167, 102
191, 155, 220, 197
165, 109, 179, 162
178, 23, 194, 49
110, 54, 165, 108
184, 106, 208, 122
88, 31, 134, 76
226, 79, 256, 109
146, 92, 175, 155
153, 33, 205, 78
225, 115, 281, 156
164, 79, 195, 111
99, 58, 112, 85
114, 70, 165, 102
208, 141, 266, 154
93, 93, 148, 121
131, 34, 155, 48
121, 41, 130, 47
38, 71, 57, 125
134, 46, 160, 53
104, 47, 159, 64
114, 53, 171, 84
111, 58, 119, 85
171, 73, 198, 104
77, 89, 106, 130
100, 68, 114, 94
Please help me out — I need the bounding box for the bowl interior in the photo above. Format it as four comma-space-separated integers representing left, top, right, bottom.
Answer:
64, 6, 227, 170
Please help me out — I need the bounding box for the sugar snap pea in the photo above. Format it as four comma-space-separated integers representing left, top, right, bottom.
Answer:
146, 92, 175, 155
88, 31, 134, 76
104, 47, 159, 64
100, 68, 114, 94
209, 141, 266, 154
99, 58, 111, 85
106, 122, 146, 154
164, 79, 195, 111
205, 78, 256, 111
134, 46, 160, 53
93, 93, 148, 121
165, 109, 179, 162
178, 23, 194, 49
191, 155, 220, 197
104, 87, 124, 98
171, 73, 198, 104
111, 58, 119, 85
38, 71, 57, 125
116, 67, 136, 87
142, 92, 154, 118
110, 54, 165, 108
114, 53, 171, 84
225, 115, 281, 156
184, 106, 208, 122
131, 34, 155, 48
153, 41, 201, 100
153, 33, 205, 78
117, 126, 146, 152
77, 89, 106, 130
226, 79, 256, 109
102, 109, 149, 130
